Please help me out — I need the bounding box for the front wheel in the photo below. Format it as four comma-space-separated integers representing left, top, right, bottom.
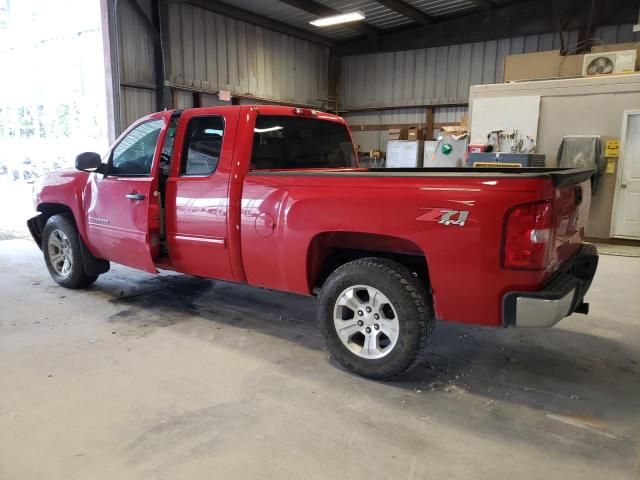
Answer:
318, 257, 434, 379
42, 215, 98, 289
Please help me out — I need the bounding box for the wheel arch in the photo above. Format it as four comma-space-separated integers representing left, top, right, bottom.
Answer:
28, 203, 76, 249
30, 203, 109, 276
307, 231, 431, 293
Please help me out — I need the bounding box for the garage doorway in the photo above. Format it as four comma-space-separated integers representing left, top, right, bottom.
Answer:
612, 110, 640, 240
0, 0, 108, 239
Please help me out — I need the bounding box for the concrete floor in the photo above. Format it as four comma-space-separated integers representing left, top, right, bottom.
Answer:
1, 237, 639, 480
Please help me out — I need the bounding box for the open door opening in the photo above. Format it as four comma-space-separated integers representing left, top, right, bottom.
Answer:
612, 111, 640, 240
155, 114, 181, 264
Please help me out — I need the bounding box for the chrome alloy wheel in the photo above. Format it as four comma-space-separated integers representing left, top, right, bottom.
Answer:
48, 229, 73, 277
333, 285, 400, 359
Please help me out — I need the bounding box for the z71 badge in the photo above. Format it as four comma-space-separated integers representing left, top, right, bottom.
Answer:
416, 209, 469, 227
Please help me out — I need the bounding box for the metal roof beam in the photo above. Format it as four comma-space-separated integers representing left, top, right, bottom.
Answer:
374, 0, 433, 25
172, 0, 335, 47
276, 0, 381, 45
336, 0, 639, 55
468, 0, 494, 11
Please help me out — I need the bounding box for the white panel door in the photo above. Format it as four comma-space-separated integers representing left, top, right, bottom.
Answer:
612, 111, 640, 239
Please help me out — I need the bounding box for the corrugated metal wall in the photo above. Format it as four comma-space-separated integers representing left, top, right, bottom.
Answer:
113, 0, 330, 133
119, 87, 155, 130
118, 0, 154, 88
201, 94, 231, 107
171, 90, 232, 108
116, 0, 155, 130
343, 24, 639, 151
340, 25, 638, 109
166, 2, 330, 107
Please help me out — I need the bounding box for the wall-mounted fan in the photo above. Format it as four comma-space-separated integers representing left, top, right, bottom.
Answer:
582, 50, 637, 76
585, 56, 614, 75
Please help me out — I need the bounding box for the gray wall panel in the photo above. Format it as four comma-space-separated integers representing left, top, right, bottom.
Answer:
201, 94, 231, 107
339, 25, 640, 109
114, 0, 155, 133
113, 0, 330, 134
120, 87, 155, 130
167, 2, 330, 107
343, 24, 639, 151
117, 0, 154, 86
173, 90, 194, 110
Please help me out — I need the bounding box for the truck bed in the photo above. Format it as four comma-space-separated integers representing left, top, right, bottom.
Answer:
252, 167, 594, 187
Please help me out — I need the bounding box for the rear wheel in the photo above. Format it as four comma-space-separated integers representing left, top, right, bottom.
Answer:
318, 257, 433, 379
42, 215, 98, 289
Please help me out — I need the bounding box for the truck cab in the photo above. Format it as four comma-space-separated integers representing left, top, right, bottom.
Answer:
33, 106, 356, 280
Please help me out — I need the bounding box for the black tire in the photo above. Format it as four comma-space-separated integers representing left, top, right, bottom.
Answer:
42, 215, 98, 289
318, 257, 434, 379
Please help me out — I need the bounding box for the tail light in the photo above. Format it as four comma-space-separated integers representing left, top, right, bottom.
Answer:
502, 200, 552, 270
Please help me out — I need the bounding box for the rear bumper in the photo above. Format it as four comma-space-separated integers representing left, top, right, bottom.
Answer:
503, 244, 598, 328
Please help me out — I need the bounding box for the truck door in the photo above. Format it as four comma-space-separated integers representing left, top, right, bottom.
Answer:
85, 113, 170, 273
163, 107, 240, 280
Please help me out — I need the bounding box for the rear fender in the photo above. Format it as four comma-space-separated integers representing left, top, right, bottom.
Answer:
307, 231, 430, 292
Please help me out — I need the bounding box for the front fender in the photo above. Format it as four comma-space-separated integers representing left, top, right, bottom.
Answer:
32, 169, 91, 243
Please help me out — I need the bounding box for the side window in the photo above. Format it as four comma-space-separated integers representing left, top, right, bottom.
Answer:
181, 116, 224, 176
110, 119, 164, 176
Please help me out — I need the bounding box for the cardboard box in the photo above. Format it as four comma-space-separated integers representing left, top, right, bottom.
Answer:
440, 125, 468, 138
503, 50, 584, 82
388, 128, 408, 140
407, 127, 424, 140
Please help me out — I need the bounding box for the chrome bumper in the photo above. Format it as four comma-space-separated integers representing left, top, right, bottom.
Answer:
513, 288, 576, 328
503, 244, 598, 328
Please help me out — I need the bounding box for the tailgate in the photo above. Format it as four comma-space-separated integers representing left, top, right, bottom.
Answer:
548, 172, 592, 272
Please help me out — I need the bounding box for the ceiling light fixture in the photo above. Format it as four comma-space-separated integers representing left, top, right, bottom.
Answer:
310, 11, 365, 27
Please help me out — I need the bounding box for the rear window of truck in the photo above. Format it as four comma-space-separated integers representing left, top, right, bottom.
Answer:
251, 115, 356, 170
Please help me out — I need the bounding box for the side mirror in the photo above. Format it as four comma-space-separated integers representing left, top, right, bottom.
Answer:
75, 152, 103, 173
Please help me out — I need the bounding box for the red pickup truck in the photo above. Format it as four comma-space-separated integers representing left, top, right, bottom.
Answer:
28, 105, 598, 378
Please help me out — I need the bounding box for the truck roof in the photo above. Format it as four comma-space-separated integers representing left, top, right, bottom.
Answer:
173, 104, 347, 124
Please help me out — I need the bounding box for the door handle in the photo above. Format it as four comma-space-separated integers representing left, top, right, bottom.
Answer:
621, 183, 628, 188
125, 193, 145, 200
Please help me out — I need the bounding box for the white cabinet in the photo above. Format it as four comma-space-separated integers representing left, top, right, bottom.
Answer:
386, 141, 423, 168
